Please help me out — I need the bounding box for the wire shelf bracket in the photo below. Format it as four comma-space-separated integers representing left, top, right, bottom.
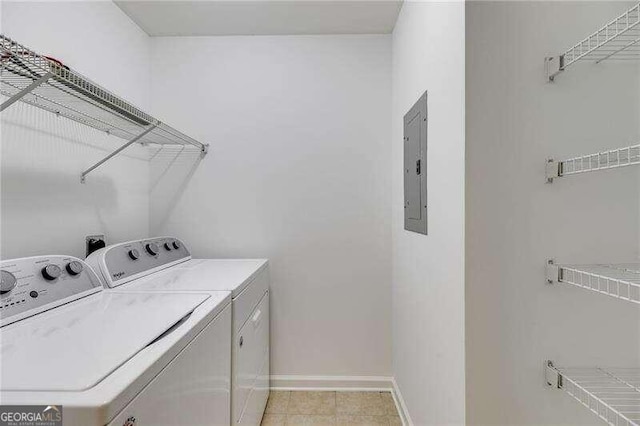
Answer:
545, 144, 640, 183
1, 34, 209, 182
545, 361, 640, 426
546, 259, 640, 305
81, 123, 158, 183
546, 259, 560, 284
0, 71, 52, 112
546, 3, 640, 82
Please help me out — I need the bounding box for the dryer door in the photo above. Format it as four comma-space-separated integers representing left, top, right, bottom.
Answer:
234, 290, 269, 425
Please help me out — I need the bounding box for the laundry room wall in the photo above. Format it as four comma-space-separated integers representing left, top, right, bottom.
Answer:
0, 1, 151, 259
390, 2, 465, 424
466, 2, 640, 425
148, 35, 392, 381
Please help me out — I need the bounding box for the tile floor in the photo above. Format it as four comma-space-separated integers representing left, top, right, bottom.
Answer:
261, 391, 402, 426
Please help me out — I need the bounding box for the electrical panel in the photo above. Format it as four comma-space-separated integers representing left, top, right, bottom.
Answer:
404, 91, 427, 235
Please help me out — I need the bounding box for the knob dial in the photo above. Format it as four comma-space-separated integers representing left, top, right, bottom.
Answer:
172, 241, 181, 250
66, 261, 84, 276
42, 264, 62, 281
0, 270, 17, 295
128, 249, 140, 260
164, 242, 172, 251
145, 243, 159, 256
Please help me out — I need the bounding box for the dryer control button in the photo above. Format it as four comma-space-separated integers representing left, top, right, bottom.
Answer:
0, 271, 17, 294
66, 261, 84, 276
128, 249, 140, 260
145, 243, 159, 256
42, 264, 62, 281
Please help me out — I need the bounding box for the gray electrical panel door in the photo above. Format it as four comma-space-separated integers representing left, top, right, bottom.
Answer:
404, 91, 427, 235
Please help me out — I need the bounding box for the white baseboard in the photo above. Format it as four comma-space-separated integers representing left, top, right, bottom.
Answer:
391, 377, 413, 426
270, 375, 393, 392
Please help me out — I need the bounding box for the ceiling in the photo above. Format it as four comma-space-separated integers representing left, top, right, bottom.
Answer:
114, 0, 403, 36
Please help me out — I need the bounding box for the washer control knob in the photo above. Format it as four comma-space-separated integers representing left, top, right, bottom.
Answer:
0, 271, 17, 294
172, 241, 181, 250
128, 249, 140, 260
145, 243, 159, 256
42, 264, 62, 281
66, 261, 84, 276
164, 242, 172, 251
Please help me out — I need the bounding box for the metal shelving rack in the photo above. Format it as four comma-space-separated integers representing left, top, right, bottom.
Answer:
546, 3, 640, 82
544, 5, 640, 425
545, 361, 640, 426
0, 34, 208, 183
544, 4, 640, 183
546, 144, 640, 183
546, 260, 640, 305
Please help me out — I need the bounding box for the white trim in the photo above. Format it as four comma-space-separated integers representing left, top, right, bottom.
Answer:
392, 377, 413, 426
270, 375, 393, 392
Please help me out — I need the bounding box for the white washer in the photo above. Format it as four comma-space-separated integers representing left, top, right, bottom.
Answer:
0, 255, 231, 426
86, 237, 270, 426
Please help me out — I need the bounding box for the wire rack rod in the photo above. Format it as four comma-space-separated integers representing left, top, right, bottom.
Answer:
546, 3, 640, 81
546, 361, 640, 426
0, 34, 208, 181
545, 144, 640, 183
546, 261, 640, 305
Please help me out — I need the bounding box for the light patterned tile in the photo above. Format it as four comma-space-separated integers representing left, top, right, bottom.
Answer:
388, 415, 402, 426
336, 392, 385, 416
286, 414, 337, 425
266, 391, 291, 414
336, 415, 389, 426
262, 414, 287, 426
379, 392, 398, 416
288, 391, 336, 415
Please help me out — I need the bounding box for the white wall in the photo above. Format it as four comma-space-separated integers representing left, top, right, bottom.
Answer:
390, 2, 465, 424
148, 35, 393, 378
0, 1, 151, 259
466, 2, 640, 425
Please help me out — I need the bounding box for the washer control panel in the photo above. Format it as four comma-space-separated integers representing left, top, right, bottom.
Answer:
87, 237, 190, 288
0, 256, 102, 326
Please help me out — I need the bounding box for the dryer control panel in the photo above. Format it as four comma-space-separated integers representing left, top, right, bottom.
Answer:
0, 256, 102, 326
86, 237, 191, 288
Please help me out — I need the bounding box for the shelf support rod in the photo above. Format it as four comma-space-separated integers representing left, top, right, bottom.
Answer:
81, 123, 157, 183
0, 72, 53, 112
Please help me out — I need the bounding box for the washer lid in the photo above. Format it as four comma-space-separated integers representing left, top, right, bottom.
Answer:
0, 291, 209, 391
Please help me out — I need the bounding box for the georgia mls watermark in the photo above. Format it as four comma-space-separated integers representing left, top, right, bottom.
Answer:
0, 405, 62, 426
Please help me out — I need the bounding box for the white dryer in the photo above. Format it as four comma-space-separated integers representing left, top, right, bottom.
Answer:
86, 237, 270, 426
0, 255, 231, 426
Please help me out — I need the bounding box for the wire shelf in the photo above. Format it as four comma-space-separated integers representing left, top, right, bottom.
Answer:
546, 144, 640, 182
0, 34, 207, 153
547, 261, 640, 305
546, 362, 640, 426
546, 3, 640, 81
